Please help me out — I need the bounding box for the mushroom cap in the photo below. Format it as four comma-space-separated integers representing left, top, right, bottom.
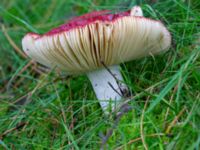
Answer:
22, 9, 171, 74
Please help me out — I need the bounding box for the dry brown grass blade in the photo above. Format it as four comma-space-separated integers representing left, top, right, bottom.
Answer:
0, 122, 28, 140
1, 24, 27, 59
115, 133, 165, 150
165, 107, 186, 134
1, 24, 46, 75
140, 93, 152, 150
6, 60, 36, 91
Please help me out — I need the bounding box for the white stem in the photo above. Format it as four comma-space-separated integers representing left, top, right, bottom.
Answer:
87, 6, 143, 114
87, 65, 127, 113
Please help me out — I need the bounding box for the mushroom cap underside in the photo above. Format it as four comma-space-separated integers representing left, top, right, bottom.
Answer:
22, 16, 171, 74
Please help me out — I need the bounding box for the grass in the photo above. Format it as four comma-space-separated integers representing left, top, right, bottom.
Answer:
0, 0, 200, 149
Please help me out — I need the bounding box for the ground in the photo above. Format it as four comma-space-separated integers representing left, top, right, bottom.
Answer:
0, 0, 200, 149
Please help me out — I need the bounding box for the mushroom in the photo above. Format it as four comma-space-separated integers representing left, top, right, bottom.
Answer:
22, 6, 171, 113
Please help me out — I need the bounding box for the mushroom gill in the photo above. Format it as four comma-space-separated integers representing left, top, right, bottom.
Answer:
22, 16, 171, 74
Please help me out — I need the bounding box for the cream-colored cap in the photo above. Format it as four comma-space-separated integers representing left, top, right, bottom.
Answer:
22, 11, 171, 74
